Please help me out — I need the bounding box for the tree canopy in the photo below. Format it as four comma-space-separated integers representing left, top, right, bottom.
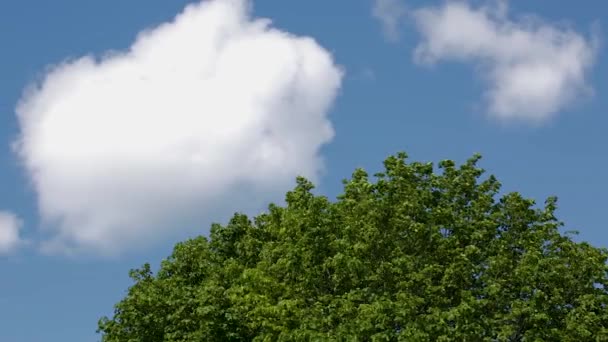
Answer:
98, 152, 608, 341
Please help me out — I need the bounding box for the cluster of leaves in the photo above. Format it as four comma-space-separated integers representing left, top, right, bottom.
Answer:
98, 153, 608, 341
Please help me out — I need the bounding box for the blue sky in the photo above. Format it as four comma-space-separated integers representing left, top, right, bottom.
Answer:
0, 0, 606, 340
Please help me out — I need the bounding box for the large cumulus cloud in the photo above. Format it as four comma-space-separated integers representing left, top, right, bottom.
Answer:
15, 0, 343, 255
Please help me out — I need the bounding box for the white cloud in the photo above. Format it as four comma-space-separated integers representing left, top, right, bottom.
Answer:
0, 211, 22, 254
14, 0, 343, 256
412, 1, 598, 122
372, 0, 408, 41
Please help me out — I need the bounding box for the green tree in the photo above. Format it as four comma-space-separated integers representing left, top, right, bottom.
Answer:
98, 152, 608, 341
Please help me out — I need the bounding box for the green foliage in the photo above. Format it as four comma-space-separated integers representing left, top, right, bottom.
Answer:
98, 152, 608, 341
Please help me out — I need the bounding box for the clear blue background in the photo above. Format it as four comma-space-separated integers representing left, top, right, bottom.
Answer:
0, 1, 606, 340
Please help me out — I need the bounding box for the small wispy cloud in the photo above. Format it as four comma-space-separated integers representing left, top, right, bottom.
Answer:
372, 0, 408, 42
412, 1, 598, 122
0, 211, 23, 254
